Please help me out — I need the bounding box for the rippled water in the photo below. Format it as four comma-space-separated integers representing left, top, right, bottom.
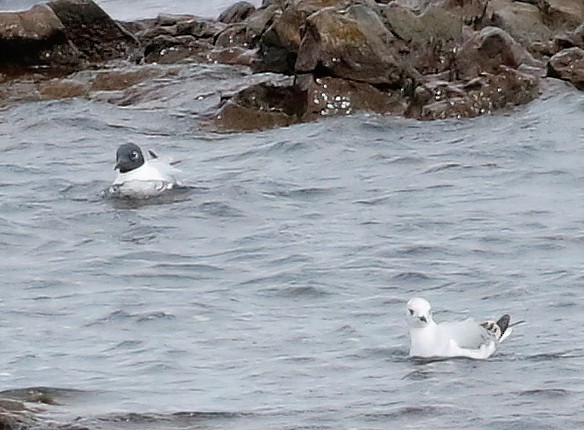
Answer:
1, 3, 584, 426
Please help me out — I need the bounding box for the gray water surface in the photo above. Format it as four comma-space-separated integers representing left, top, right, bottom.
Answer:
1, 60, 584, 428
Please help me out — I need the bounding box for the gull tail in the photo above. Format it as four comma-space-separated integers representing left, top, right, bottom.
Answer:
496, 314, 510, 335
481, 314, 514, 342
148, 149, 159, 159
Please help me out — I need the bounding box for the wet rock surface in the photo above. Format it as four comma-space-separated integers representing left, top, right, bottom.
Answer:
548, 46, 584, 89
0, 0, 582, 130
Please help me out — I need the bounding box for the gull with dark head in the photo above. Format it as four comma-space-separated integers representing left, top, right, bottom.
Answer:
110, 143, 183, 198
406, 297, 516, 360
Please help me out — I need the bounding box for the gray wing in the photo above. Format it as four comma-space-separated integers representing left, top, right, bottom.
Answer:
149, 159, 183, 183
438, 318, 490, 349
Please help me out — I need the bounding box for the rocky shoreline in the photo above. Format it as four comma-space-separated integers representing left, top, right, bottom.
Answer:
0, 0, 582, 131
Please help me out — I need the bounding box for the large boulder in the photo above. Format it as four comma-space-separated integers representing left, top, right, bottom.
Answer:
417, 67, 539, 119
381, 3, 463, 45
455, 26, 544, 80
0, 5, 81, 69
380, 3, 463, 74
255, 0, 350, 73
48, 0, 138, 61
215, 4, 279, 48
300, 75, 405, 117
206, 79, 304, 131
218, 1, 256, 24
547, 47, 584, 90
295, 5, 410, 86
489, 0, 553, 47
0, 0, 138, 70
488, 0, 583, 52
553, 24, 584, 51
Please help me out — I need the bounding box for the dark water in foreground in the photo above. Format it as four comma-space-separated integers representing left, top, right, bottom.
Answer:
0, 6, 584, 423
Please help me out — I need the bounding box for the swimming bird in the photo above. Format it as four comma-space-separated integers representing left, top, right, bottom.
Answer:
110, 143, 183, 198
406, 297, 514, 360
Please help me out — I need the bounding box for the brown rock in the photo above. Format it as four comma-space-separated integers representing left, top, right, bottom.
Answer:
90, 68, 165, 91
553, 24, 584, 51
215, 23, 251, 48
143, 35, 213, 64
488, 0, 582, 50
295, 5, 407, 85
0, 5, 63, 41
419, 67, 539, 119
544, 0, 583, 32
455, 26, 544, 81
380, 2, 463, 75
547, 47, 584, 89
206, 72, 406, 131
256, 0, 350, 73
38, 78, 89, 99
207, 46, 257, 66
260, 5, 305, 53
208, 81, 304, 131
218, 1, 256, 24
489, 0, 554, 47
245, 4, 281, 38
214, 5, 280, 49
381, 3, 463, 45
175, 18, 227, 39
48, 0, 139, 62
0, 5, 81, 69
135, 24, 179, 42
301, 75, 405, 118
155, 13, 197, 26
0, 397, 39, 429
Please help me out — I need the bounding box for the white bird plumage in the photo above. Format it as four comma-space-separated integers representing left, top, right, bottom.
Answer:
406, 297, 513, 360
110, 143, 183, 198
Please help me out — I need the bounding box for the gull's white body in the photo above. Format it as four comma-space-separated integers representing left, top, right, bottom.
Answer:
407, 297, 510, 360
113, 158, 181, 185
111, 149, 183, 199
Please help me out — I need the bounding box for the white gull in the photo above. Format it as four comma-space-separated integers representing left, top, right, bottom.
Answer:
110, 143, 183, 198
406, 297, 516, 360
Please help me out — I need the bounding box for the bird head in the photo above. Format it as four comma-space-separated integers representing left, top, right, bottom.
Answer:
406, 297, 433, 328
115, 143, 145, 173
